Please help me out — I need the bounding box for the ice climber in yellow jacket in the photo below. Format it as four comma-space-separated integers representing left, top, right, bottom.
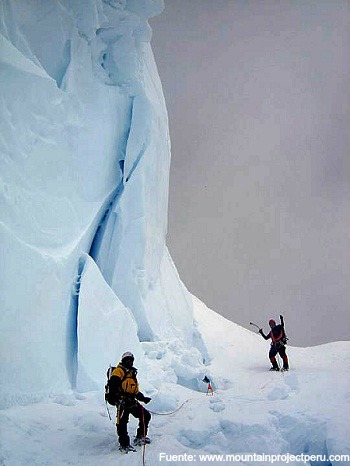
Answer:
109, 351, 152, 452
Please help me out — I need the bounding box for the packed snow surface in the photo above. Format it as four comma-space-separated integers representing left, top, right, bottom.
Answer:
1, 297, 350, 465
1, 1, 349, 465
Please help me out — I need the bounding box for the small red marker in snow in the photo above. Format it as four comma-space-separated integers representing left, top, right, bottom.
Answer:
207, 383, 214, 396
203, 376, 214, 395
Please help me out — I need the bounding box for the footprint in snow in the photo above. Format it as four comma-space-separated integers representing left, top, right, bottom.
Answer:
209, 398, 225, 413
283, 372, 299, 392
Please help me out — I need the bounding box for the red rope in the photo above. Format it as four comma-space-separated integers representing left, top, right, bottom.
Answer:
142, 406, 146, 466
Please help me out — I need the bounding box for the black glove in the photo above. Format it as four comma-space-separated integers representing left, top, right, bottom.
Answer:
280, 314, 283, 320
143, 397, 151, 404
259, 328, 263, 334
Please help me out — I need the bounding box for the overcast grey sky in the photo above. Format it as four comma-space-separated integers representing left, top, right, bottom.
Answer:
150, 0, 350, 346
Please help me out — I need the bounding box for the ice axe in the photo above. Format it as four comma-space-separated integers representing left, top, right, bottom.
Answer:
249, 322, 261, 331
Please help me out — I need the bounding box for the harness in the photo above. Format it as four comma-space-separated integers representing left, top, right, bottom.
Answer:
270, 328, 284, 345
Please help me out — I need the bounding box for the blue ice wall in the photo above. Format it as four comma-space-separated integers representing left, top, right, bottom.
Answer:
0, 0, 195, 405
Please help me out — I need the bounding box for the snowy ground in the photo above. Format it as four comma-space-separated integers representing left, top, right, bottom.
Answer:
1, 297, 349, 466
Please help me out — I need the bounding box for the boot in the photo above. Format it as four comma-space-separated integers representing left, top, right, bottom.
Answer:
133, 436, 151, 446
119, 445, 137, 453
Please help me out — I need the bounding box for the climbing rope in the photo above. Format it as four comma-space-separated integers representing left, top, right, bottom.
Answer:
140, 400, 190, 466
142, 405, 146, 466
147, 399, 189, 416
105, 401, 112, 421
106, 399, 190, 466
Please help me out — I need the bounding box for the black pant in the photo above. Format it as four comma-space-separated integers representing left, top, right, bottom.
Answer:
117, 399, 151, 447
269, 343, 289, 369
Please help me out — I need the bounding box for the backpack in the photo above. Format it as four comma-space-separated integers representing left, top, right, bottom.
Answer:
281, 327, 289, 345
281, 334, 288, 345
105, 366, 116, 405
281, 316, 289, 345
105, 364, 140, 405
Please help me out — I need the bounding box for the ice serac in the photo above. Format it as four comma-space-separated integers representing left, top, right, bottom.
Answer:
0, 0, 196, 406
89, 0, 194, 344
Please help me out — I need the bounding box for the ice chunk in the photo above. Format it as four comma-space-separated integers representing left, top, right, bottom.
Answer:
76, 255, 141, 391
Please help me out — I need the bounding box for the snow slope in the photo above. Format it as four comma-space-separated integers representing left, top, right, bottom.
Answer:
1, 1, 349, 465
1, 297, 349, 466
